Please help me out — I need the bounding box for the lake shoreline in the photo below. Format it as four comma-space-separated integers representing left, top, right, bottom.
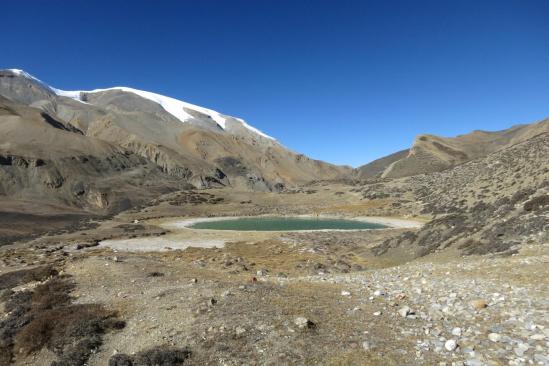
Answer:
162, 214, 424, 231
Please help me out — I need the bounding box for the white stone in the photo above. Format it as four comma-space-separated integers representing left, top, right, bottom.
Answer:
488, 333, 501, 342
444, 339, 458, 351
294, 317, 311, 329
398, 306, 412, 317
514, 343, 529, 356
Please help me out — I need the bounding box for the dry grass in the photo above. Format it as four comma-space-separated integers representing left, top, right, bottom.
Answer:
0, 275, 124, 365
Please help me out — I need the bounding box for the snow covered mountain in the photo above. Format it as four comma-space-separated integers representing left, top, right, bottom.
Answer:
0, 68, 349, 212
7, 68, 275, 140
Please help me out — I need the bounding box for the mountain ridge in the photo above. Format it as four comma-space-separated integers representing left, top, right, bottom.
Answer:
357, 118, 549, 179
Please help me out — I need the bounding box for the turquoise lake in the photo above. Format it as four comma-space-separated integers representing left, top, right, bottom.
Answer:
189, 217, 387, 231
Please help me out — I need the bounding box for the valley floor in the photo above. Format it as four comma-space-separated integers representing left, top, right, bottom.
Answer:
0, 185, 547, 365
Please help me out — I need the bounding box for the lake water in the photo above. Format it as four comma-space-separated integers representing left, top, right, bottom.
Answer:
189, 217, 387, 231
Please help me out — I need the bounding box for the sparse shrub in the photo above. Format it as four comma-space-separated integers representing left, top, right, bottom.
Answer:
15, 304, 119, 355
459, 238, 517, 256
109, 353, 134, 366
0, 265, 58, 291
0, 291, 33, 365
31, 276, 73, 310
146, 272, 165, 278
0, 274, 124, 365
134, 346, 191, 365
510, 188, 535, 205
108, 346, 191, 366
524, 195, 549, 212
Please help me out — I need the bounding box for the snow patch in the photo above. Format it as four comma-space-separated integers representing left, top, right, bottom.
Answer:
235, 118, 274, 140
7, 69, 49, 86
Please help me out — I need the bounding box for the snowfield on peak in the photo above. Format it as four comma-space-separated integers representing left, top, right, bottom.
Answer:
7, 69, 275, 140
61, 87, 275, 140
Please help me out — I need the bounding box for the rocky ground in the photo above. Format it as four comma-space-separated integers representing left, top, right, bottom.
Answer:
0, 133, 548, 365
313, 243, 549, 366
1, 223, 547, 365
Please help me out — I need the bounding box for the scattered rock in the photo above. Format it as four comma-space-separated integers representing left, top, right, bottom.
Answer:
470, 299, 487, 309
514, 343, 529, 357
398, 306, 413, 317
294, 317, 316, 330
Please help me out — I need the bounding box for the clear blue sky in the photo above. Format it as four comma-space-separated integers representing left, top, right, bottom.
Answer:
3, 0, 548, 166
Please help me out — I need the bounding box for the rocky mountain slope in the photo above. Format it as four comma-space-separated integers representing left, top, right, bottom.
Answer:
0, 69, 349, 214
356, 149, 409, 179
369, 131, 549, 258
0, 95, 184, 210
357, 119, 549, 179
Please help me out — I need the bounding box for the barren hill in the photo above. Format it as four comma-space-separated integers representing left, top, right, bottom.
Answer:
357, 119, 549, 179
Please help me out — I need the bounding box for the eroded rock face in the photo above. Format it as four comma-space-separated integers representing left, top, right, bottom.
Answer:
41, 167, 64, 189
0, 148, 185, 215
86, 189, 109, 209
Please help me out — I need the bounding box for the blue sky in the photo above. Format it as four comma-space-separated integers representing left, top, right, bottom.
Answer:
3, 0, 549, 166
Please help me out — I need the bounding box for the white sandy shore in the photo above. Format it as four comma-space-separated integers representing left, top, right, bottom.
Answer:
354, 216, 424, 228
99, 236, 225, 252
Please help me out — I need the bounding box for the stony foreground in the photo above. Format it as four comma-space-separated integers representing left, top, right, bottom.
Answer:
2, 234, 546, 365
306, 244, 549, 366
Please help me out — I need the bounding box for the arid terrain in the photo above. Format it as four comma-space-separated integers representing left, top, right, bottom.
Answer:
1, 69, 548, 366
1, 157, 547, 365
